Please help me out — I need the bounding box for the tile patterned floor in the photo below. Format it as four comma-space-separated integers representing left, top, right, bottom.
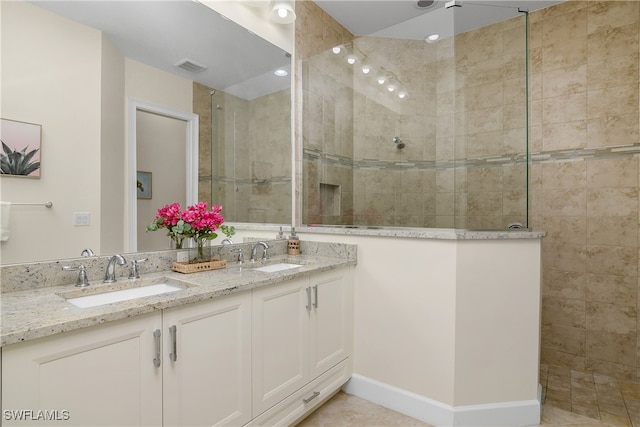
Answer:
297, 366, 640, 427
540, 365, 640, 427
296, 390, 617, 426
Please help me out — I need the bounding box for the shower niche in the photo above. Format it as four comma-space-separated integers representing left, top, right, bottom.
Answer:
301, 3, 530, 230
320, 183, 341, 219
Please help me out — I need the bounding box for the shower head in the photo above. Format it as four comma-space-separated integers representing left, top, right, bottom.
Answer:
393, 137, 405, 149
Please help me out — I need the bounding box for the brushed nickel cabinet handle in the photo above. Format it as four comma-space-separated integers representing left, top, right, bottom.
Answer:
153, 329, 161, 367
313, 285, 318, 308
169, 325, 177, 362
303, 391, 320, 404
306, 287, 311, 311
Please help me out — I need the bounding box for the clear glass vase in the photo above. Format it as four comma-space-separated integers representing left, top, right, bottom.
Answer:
189, 238, 211, 264
172, 234, 185, 250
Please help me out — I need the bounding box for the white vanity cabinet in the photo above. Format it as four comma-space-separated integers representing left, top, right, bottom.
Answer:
251, 276, 310, 414
1, 293, 252, 427
250, 268, 353, 424
162, 291, 252, 427
1, 265, 353, 427
1, 313, 163, 426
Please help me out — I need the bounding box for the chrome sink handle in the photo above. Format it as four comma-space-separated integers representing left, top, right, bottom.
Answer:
62, 264, 90, 287
231, 248, 244, 264
128, 258, 148, 279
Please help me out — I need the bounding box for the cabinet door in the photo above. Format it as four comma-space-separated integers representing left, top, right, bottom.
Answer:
162, 292, 252, 427
309, 268, 352, 379
1, 313, 162, 426
252, 277, 310, 415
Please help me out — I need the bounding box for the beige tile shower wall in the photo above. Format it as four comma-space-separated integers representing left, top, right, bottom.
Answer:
529, 1, 640, 381
194, 82, 214, 205
452, 14, 529, 230
245, 89, 292, 223
302, 36, 355, 224
297, 1, 354, 225
194, 83, 291, 223
352, 37, 440, 227
302, 14, 528, 228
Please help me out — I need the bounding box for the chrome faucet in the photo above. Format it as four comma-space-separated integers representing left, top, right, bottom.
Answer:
81, 248, 95, 257
250, 242, 269, 262
221, 238, 233, 245
104, 254, 127, 283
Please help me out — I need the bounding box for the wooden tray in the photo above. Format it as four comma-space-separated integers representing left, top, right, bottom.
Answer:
171, 258, 227, 274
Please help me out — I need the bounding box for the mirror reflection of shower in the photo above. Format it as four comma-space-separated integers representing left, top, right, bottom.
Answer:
393, 137, 405, 149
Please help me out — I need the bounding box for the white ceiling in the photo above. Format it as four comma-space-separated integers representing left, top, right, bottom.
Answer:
314, 0, 564, 39
29, 0, 564, 98
29, 0, 291, 100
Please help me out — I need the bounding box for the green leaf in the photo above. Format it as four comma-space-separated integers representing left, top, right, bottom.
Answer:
0, 140, 41, 175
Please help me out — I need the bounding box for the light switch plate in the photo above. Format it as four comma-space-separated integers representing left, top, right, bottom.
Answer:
73, 212, 90, 226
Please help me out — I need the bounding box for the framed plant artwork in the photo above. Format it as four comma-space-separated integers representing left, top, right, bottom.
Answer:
137, 171, 152, 199
0, 118, 42, 178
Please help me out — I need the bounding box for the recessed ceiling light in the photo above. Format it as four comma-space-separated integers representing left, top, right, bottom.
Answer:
347, 56, 356, 65
332, 45, 343, 54
377, 77, 386, 85
416, 0, 435, 8
362, 66, 371, 74
274, 69, 288, 77
270, 1, 296, 24
426, 34, 440, 43
398, 91, 408, 99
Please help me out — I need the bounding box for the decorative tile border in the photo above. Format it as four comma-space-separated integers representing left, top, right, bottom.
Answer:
199, 175, 292, 185
303, 143, 640, 171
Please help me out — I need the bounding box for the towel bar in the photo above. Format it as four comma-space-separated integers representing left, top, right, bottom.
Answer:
12, 202, 53, 208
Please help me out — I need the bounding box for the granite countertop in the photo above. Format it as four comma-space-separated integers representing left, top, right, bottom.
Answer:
235, 224, 546, 240
1, 254, 354, 347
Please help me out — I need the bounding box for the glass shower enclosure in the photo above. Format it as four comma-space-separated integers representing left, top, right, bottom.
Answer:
301, 3, 530, 230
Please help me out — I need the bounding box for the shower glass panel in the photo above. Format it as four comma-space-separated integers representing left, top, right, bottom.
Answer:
301, 3, 529, 230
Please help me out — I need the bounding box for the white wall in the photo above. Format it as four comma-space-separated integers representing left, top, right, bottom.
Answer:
1, 1, 103, 264
0, 2, 197, 264
453, 240, 542, 406
230, 228, 542, 423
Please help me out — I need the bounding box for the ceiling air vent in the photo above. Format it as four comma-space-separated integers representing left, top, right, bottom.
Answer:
175, 58, 208, 73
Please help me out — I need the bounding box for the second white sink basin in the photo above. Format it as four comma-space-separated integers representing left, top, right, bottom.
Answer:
65, 282, 185, 308
253, 263, 302, 273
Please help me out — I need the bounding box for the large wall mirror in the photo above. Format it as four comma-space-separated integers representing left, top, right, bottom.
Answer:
0, 0, 292, 265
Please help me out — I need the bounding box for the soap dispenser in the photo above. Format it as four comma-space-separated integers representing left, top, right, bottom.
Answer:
276, 226, 286, 239
287, 226, 300, 255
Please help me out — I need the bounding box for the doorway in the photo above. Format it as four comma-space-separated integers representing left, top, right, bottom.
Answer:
127, 99, 198, 252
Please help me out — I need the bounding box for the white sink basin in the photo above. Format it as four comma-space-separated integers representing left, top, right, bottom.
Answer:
253, 263, 302, 273
65, 282, 185, 308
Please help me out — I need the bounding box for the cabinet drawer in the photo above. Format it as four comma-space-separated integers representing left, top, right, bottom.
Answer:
246, 359, 351, 427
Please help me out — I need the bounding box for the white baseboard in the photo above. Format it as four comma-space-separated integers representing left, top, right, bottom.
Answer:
342, 374, 541, 426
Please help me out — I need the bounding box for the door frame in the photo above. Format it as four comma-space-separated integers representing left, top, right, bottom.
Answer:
127, 98, 198, 252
